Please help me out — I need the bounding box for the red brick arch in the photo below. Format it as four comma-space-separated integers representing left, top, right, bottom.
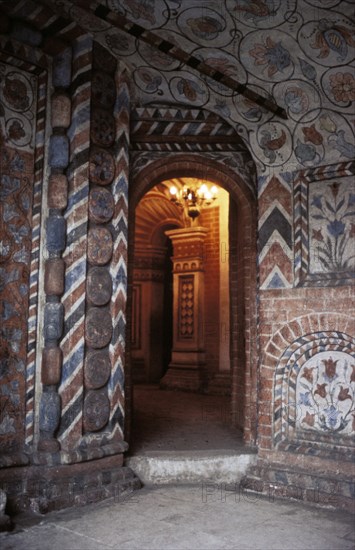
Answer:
126, 154, 258, 446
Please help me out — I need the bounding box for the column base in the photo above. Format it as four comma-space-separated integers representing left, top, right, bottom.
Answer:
160, 364, 204, 392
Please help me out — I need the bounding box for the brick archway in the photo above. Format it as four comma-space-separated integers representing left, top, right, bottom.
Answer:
126, 154, 258, 446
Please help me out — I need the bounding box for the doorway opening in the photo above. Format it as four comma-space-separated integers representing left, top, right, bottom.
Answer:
126, 156, 258, 456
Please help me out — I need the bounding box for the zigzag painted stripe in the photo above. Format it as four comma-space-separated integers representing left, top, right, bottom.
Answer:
108, 67, 130, 439
258, 175, 293, 289
26, 69, 47, 446
294, 176, 308, 286
58, 35, 92, 450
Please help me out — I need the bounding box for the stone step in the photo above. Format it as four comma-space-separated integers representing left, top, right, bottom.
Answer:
125, 449, 257, 486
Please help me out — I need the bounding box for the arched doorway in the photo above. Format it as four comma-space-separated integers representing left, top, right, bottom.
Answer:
126, 155, 258, 450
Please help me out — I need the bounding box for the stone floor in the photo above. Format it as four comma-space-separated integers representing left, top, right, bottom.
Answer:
1, 385, 354, 549
129, 384, 244, 454
1, 485, 354, 550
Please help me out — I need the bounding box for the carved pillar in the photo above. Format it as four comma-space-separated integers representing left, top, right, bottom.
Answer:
160, 227, 208, 391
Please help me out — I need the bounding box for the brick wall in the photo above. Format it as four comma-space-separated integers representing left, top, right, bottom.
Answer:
200, 206, 220, 380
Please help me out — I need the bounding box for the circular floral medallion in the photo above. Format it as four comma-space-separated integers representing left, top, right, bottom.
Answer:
89, 147, 115, 186
85, 307, 112, 348
86, 266, 112, 306
84, 349, 111, 390
83, 389, 110, 432
87, 227, 113, 266
89, 187, 115, 224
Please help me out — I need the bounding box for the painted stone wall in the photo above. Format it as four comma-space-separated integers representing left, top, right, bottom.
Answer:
0, 62, 38, 455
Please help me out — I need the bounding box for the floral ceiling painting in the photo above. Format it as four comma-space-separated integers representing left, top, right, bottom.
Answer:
44, 0, 354, 172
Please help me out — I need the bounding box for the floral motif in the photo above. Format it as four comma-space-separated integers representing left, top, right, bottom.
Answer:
3, 77, 30, 110
329, 72, 355, 103
311, 19, 355, 61
296, 352, 355, 434
250, 36, 291, 77
311, 181, 355, 272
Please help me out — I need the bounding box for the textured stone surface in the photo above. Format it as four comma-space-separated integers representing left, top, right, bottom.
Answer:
88, 188, 115, 224
42, 346, 62, 385
85, 307, 112, 348
39, 391, 61, 433
89, 147, 115, 186
90, 108, 115, 147
43, 303, 64, 341
11, 21, 42, 46
49, 135, 69, 169
83, 389, 110, 432
46, 215, 66, 253
86, 266, 112, 306
48, 174, 68, 210
44, 258, 65, 295
87, 227, 113, 265
51, 92, 71, 129
92, 71, 116, 108
52, 47, 72, 88
84, 349, 111, 389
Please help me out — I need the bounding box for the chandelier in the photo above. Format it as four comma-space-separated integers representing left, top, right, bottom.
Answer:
169, 181, 218, 221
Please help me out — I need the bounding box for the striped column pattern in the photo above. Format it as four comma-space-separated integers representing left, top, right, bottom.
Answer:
108, 65, 130, 441
26, 69, 48, 447
58, 35, 93, 451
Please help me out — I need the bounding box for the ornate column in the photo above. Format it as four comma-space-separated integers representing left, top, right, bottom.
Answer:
161, 227, 208, 391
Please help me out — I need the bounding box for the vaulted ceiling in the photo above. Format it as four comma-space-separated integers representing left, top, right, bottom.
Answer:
1, 0, 354, 171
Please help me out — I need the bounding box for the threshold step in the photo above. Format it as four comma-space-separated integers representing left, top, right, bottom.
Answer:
125, 449, 257, 486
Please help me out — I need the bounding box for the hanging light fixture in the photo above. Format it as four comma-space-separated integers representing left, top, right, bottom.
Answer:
169, 181, 218, 221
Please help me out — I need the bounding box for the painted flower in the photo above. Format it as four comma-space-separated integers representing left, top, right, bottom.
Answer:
298, 392, 312, 406
315, 383, 328, 399
8, 120, 25, 141
329, 182, 340, 198
327, 220, 345, 238
302, 124, 323, 145
177, 78, 205, 101
329, 72, 355, 103
4, 77, 30, 110
338, 386, 352, 401
312, 229, 323, 242
302, 411, 315, 427
301, 367, 314, 383
311, 195, 323, 210
250, 37, 291, 77
324, 405, 340, 429
322, 357, 338, 381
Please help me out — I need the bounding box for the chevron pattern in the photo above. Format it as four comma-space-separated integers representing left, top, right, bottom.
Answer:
58, 35, 93, 449
258, 176, 293, 289
131, 107, 247, 152
108, 66, 130, 441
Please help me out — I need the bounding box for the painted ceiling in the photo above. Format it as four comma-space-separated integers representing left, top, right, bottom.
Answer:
5, 0, 355, 172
